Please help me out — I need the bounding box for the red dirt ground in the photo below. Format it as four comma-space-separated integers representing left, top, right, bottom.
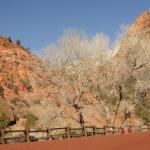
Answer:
0, 132, 150, 150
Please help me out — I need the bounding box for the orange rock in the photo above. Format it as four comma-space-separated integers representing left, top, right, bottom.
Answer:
129, 10, 150, 33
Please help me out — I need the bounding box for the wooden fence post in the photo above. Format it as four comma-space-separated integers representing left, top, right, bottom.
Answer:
93, 126, 96, 135
112, 126, 115, 134
148, 124, 150, 131
138, 126, 142, 132
83, 126, 87, 137
25, 129, 30, 142
103, 126, 106, 135
1, 129, 5, 144
66, 127, 70, 139
47, 129, 52, 140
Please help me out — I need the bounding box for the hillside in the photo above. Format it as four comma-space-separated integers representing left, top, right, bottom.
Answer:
101, 10, 150, 123
1, 10, 150, 130
0, 37, 113, 129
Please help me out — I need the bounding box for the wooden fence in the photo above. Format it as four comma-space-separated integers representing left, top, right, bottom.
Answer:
0, 125, 149, 144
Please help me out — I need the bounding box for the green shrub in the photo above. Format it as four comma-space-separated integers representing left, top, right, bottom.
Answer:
25, 113, 38, 129
135, 99, 150, 122
0, 112, 10, 129
21, 78, 32, 92
21, 78, 30, 87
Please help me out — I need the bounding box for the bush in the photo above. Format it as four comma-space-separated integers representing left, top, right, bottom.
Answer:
21, 78, 32, 92
16, 40, 30, 53
0, 112, 10, 129
16, 40, 21, 46
21, 78, 30, 87
135, 99, 150, 122
25, 113, 38, 129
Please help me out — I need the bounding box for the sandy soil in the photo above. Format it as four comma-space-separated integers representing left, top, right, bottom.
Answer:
0, 132, 149, 150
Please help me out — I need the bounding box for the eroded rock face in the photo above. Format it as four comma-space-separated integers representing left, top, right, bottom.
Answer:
129, 10, 150, 33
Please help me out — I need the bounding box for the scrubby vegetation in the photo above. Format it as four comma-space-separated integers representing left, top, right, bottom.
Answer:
135, 99, 150, 122
0, 112, 10, 129
16, 39, 30, 53
25, 113, 38, 129
41, 27, 150, 125
21, 78, 32, 92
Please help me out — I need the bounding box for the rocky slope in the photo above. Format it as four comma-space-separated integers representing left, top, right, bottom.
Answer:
1, 10, 150, 130
0, 37, 112, 129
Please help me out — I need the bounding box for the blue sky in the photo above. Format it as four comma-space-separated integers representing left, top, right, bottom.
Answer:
0, 0, 150, 53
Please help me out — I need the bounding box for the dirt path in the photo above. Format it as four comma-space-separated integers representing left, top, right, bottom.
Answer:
0, 132, 150, 150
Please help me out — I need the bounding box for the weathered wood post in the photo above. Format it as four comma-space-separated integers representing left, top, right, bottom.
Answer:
103, 126, 106, 135
47, 128, 52, 140
112, 126, 115, 134
138, 126, 142, 132
1, 129, 5, 144
93, 126, 96, 135
66, 127, 70, 139
24, 129, 30, 142
83, 126, 87, 137
148, 124, 150, 131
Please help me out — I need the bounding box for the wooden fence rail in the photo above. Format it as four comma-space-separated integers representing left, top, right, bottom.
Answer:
0, 125, 149, 144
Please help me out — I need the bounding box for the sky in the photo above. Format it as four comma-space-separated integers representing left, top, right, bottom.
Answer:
0, 0, 150, 53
